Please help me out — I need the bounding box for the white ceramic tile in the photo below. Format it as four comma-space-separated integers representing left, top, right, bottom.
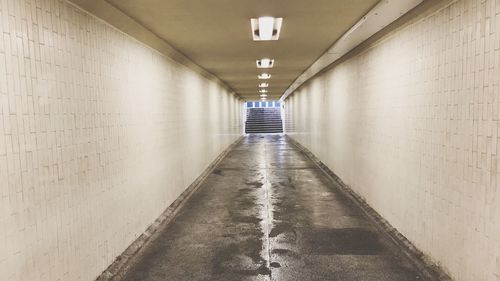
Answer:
0, 0, 243, 280
285, 0, 500, 280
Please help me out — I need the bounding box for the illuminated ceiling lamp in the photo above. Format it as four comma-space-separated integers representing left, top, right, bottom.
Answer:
251, 17, 283, 41
256, 58, 274, 68
259, 83, 269, 88
258, 73, 271, 79
259, 89, 268, 94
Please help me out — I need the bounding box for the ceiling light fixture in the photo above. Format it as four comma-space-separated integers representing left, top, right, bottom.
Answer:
259, 17, 274, 39
251, 17, 283, 41
259, 83, 269, 88
256, 58, 274, 68
258, 73, 271, 79
260, 94, 268, 98
259, 89, 268, 94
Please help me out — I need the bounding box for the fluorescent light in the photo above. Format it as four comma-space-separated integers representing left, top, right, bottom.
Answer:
261, 58, 272, 66
259, 89, 268, 93
259, 83, 269, 88
251, 17, 283, 41
261, 97, 267, 100
260, 94, 268, 97
258, 73, 271, 79
256, 58, 274, 68
259, 17, 274, 40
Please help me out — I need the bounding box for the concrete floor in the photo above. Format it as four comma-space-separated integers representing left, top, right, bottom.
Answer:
121, 134, 426, 281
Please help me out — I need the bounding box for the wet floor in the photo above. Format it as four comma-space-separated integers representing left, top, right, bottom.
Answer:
120, 134, 427, 281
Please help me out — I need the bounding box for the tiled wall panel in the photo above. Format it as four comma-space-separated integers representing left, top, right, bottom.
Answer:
0, 0, 243, 280
285, 0, 500, 280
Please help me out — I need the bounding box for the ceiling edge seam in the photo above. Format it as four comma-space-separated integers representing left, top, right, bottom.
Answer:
64, 0, 242, 100
279, 0, 454, 102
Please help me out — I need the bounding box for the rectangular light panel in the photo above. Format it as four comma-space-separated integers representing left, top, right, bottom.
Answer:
251, 17, 283, 41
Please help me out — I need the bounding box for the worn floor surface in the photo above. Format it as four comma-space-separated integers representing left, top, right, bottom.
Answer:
121, 134, 427, 281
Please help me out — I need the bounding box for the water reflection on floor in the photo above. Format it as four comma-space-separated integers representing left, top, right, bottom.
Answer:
121, 134, 426, 281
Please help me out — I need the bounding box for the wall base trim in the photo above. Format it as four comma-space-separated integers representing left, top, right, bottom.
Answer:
286, 135, 452, 281
95, 136, 244, 281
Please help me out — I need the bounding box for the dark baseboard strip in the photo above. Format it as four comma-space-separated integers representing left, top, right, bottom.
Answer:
95, 136, 244, 281
286, 135, 452, 281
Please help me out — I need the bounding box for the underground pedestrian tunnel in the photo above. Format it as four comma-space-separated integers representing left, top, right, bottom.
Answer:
0, 0, 498, 281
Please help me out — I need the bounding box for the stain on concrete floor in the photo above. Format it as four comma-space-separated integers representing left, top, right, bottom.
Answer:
120, 134, 427, 281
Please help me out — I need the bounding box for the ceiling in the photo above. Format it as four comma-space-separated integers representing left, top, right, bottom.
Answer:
105, 0, 379, 100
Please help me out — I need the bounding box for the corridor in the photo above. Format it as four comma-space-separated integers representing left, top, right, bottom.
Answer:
2, 0, 499, 280
120, 135, 425, 281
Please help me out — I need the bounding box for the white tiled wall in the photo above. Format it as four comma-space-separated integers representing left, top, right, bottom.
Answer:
285, 0, 500, 280
0, 0, 243, 280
